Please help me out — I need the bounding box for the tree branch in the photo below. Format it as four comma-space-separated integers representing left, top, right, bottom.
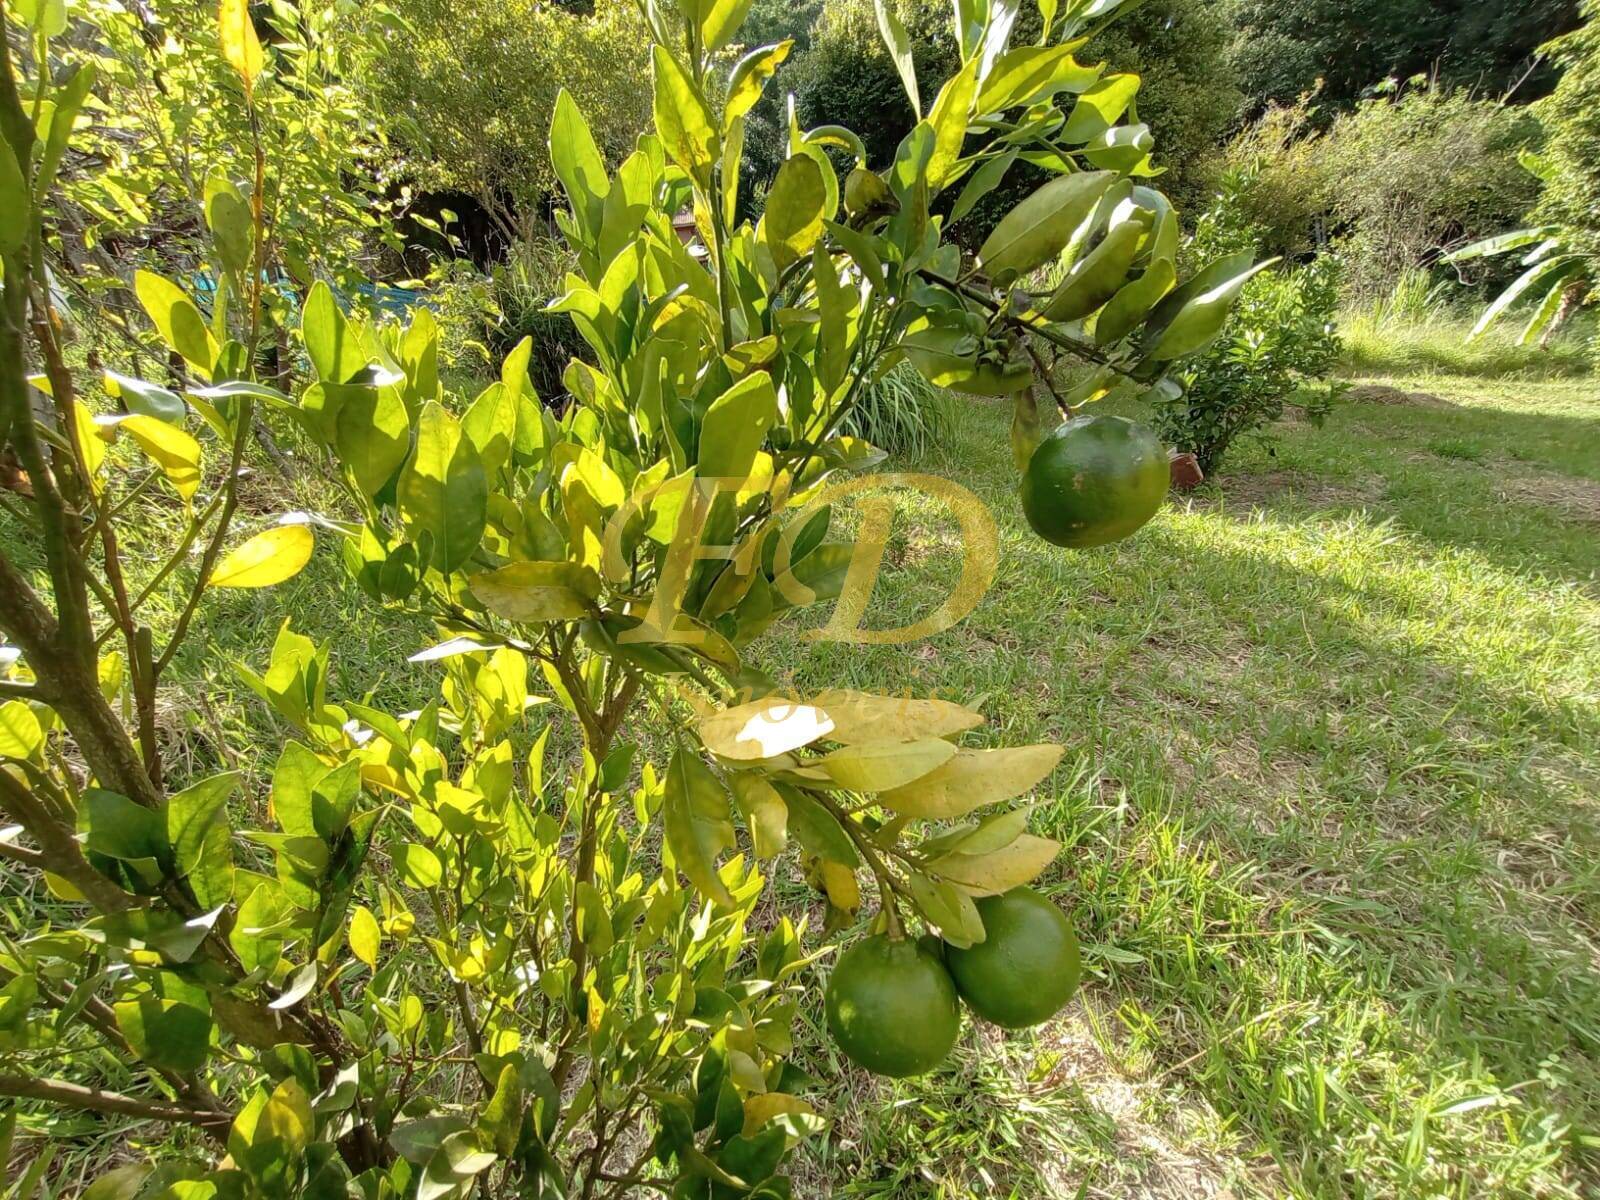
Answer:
0, 1073, 231, 1131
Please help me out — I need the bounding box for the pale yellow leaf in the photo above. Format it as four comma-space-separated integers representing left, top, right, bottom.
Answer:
878, 744, 1064, 819
819, 860, 859, 913
348, 904, 380, 968
818, 737, 957, 792
927, 833, 1061, 896
810, 689, 983, 744
218, 0, 265, 89
117, 414, 201, 501
700, 696, 834, 762
210, 526, 314, 589
71, 401, 105, 493
743, 1092, 817, 1135
730, 772, 788, 858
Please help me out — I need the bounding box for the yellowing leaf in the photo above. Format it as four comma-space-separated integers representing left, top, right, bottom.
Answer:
762, 154, 827, 271
926, 833, 1061, 896
726, 41, 793, 128
469, 561, 599, 623
819, 860, 860, 913
71, 400, 105, 493
906, 870, 985, 947
730, 772, 788, 858
700, 696, 835, 761
0, 700, 43, 760
117, 414, 202, 501
652, 45, 717, 185
810, 689, 983, 745
878, 744, 1063, 819
133, 271, 218, 379
818, 737, 956, 793
218, 0, 265, 90
743, 1092, 817, 1135
348, 904, 380, 968
210, 526, 314, 589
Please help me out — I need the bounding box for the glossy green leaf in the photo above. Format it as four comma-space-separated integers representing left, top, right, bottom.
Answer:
204, 168, 253, 279
977, 45, 1102, 112
115, 987, 213, 1073
664, 747, 736, 907
1095, 256, 1176, 346
874, 0, 920, 116
1062, 73, 1140, 142
550, 89, 608, 240
1040, 212, 1148, 322
395, 843, 443, 889
334, 381, 410, 497
104, 370, 185, 424
165, 772, 238, 908
699, 373, 779, 481
977, 170, 1115, 282
303, 281, 367, 384
653, 45, 718, 184
1150, 258, 1279, 360
399, 402, 488, 573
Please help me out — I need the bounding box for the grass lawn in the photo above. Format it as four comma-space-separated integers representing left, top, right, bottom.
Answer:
756, 327, 1600, 1197
5, 321, 1597, 1198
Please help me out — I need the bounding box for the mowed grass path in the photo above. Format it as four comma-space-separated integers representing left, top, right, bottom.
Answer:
758, 362, 1600, 1198
63, 341, 1598, 1198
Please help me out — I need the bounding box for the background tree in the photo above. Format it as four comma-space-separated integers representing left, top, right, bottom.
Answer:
354, 0, 653, 246
1217, 0, 1582, 117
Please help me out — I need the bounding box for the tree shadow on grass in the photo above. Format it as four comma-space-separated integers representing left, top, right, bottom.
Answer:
989, 516, 1600, 1195
1190, 393, 1600, 592
765, 398, 1600, 1191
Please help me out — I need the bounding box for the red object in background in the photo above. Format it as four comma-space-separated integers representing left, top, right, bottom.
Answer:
1169, 451, 1204, 491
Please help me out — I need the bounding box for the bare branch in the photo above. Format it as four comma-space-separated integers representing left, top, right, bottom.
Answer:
0, 1073, 231, 1131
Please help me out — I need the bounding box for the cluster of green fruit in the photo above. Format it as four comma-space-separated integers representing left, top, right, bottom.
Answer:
824, 887, 1081, 1076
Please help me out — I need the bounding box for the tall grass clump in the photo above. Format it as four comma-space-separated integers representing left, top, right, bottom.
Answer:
840, 361, 958, 459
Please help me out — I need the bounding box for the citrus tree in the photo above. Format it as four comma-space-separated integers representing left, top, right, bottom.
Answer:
0, 0, 1259, 1195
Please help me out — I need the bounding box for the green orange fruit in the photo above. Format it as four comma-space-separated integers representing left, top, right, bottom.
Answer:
1020, 414, 1168, 548
944, 887, 1081, 1029
824, 934, 961, 1077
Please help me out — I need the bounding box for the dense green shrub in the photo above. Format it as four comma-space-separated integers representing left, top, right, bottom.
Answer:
483, 238, 593, 403
1151, 172, 1344, 474
355, 0, 653, 242
1214, 86, 1542, 298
